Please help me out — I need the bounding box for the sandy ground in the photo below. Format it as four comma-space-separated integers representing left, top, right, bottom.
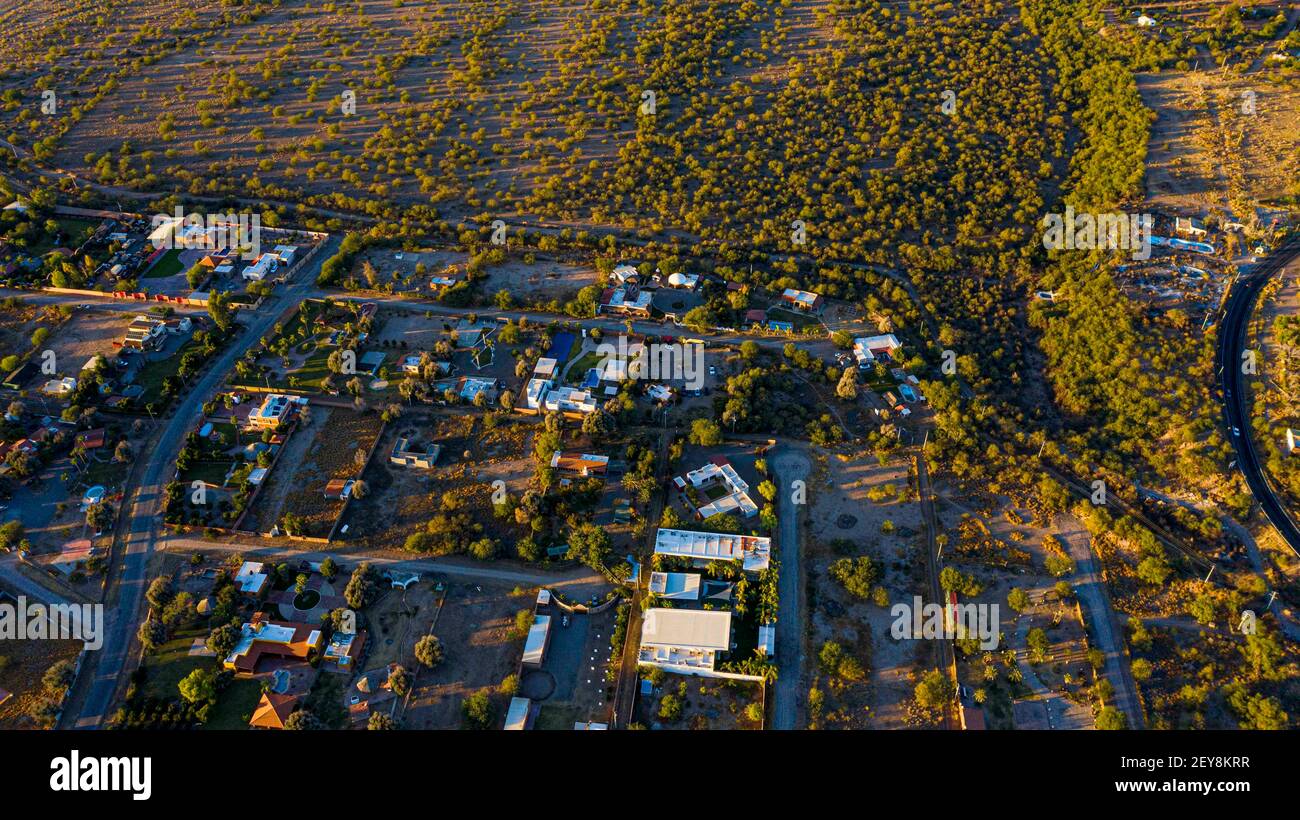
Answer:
804, 448, 927, 729
40, 311, 125, 376
397, 580, 531, 729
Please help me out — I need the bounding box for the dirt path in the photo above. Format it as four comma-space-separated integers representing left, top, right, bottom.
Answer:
159, 536, 610, 592
1011, 606, 1094, 730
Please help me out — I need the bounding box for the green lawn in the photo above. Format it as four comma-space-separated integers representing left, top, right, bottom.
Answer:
134, 339, 201, 405
206, 678, 263, 730
566, 350, 604, 384
144, 249, 185, 279
143, 629, 211, 701
534, 703, 582, 730
80, 456, 128, 490
180, 460, 233, 486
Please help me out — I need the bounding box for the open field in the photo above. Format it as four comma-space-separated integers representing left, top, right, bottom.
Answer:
342, 411, 533, 550
0, 633, 82, 730
397, 580, 531, 729
634, 672, 763, 730
254, 406, 384, 537
38, 310, 125, 376
804, 448, 927, 729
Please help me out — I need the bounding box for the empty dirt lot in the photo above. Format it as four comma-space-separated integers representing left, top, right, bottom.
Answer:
397, 580, 531, 729
39, 310, 125, 377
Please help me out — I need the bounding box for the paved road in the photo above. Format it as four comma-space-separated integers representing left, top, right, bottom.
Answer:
0, 553, 72, 605
1055, 514, 1144, 729
771, 447, 809, 730
72, 235, 341, 728
1217, 237, 1300, 557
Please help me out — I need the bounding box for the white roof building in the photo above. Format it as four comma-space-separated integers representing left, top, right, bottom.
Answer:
42, 377, 77, 395
653, 528, 771, 573
682, 458, 758, 519
271, 245, 298, 266
522, 614, 551, 667
611, 264, 640, 284
601, 286, 652, 316
542, 386, 598, 415
638, 608, 732, 672
852, 333, 902, 367
533, 357, 558, 378
241, 254, 277, 281
234, 561, 269, 595
647, 384, 673, 403
505, 697, 531, 730
598, 357, 629, 382
664, 271, 700, 290
459, 377, 496, 403
648, 571, 702, 601
525, 378, 552, 410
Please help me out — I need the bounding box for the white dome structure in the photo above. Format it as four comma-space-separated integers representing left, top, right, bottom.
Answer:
667, 272, 689, 287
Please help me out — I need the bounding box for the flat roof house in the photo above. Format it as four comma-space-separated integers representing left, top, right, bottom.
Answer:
223, 614, 324, 674
653, 527, 772, 573
678, 456, 758, 519
459, 376, 497, 404
599, 285, 652, 317
323, 629, 367, 669
638, 608, 732, 673
522, 614, 552, 668
648, 571, 702, 601
390, 437, 440, 469
241, 254, 277, 281
852, 333, 902, 368
525, 377, 553, 410
504, 697, 533, 730
271, 245, 298, 267
234, 561, 270, 596
533, 357, 559, 379
123, 315, 167, 350
779, 288, 824, 313
248, 393, 299, 429
542, 386, 598, 415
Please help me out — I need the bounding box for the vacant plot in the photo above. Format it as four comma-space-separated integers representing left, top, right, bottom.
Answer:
33, 309, 121, 377
0, 635, 82, 730
259, 407, 384, 538
635, 673, 764, 730
804, 448, 927, 729
0, 300, 65, 367
343, 411, 532, 550
398, 581, 532, 730
485, 257, 597, 303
